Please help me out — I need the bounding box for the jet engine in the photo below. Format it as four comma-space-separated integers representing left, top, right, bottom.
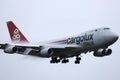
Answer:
104, 49, 112, 56
40, 47, 53, 57
93, 49, 112, 57
4, 45, 17, 53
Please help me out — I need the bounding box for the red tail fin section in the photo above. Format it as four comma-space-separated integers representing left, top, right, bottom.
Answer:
7, 21, 29, 43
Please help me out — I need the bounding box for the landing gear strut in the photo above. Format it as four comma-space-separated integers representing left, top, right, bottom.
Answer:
75, 56, 81, 64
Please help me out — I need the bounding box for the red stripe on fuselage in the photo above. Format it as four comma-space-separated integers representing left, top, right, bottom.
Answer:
51, 40, 67, 43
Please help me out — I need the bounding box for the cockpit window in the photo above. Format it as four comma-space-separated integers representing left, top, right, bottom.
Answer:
103, 28, 110, 30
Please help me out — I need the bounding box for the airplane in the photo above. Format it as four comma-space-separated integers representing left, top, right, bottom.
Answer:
0, 21, 119, 64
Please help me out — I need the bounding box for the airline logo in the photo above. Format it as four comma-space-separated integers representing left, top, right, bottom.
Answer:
12, 28, 21, 42
67, 34, 94, 44
7, 21, 29, 43
67, 33, 94, 44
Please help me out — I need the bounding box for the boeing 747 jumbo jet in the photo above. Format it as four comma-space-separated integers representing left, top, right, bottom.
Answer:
0, 21, 119, 64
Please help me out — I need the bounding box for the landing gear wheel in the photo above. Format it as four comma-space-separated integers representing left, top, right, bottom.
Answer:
75, 60, 80, 64
62, 60, 65, 63
50, 60, 55, 64
50, 60, 53, 63
50, 57, 60, 64
66, 59, 69, 63
77, 57, 81, 60
61, 58, 69, 64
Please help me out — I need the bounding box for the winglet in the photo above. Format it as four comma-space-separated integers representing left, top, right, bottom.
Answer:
7, 21, 29, 43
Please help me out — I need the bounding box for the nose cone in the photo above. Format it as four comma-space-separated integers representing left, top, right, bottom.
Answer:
113, 34, 119, 41
107, 32, 119, 44
111, 33, 119, 42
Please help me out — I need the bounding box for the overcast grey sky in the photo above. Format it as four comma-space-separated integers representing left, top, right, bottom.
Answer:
0, 0, 120, 80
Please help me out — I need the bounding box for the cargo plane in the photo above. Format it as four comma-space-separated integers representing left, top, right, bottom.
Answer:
0, 21, 119, 64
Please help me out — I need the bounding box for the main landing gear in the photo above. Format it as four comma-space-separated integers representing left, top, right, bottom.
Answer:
61, 58, 69, 63
50, 57, 69, 64
75, 56, 81, 64
50, 56, 81, 64
50, 57, 60, 63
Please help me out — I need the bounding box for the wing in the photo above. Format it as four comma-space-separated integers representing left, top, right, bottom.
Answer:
0, 43, 82, 58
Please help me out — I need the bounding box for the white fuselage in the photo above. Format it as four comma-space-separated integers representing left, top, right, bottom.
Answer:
47, 28, 118, 57
2, 21, 119, 64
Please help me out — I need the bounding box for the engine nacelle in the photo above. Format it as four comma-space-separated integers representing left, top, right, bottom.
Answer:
4, 45, 17, 53
40, 47, 53, 57
104, 49, 112, 56
93, 49, 112, 57
93, 49, 105, 57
